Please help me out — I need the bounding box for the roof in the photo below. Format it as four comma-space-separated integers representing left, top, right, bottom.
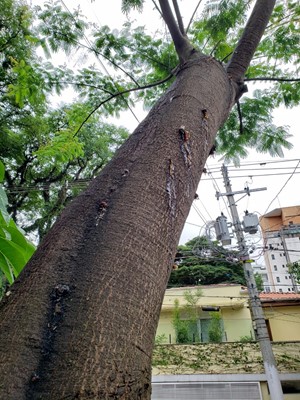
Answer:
261, 205, 300, 219
167, 284, 243, 291
260, 292, 300, 302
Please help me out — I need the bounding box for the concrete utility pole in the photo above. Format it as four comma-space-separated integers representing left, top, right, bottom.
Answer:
219, 164, 283, 400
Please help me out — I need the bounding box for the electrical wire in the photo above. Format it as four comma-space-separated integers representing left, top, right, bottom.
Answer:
201, 171, 300, 180
263, 160, 300, 215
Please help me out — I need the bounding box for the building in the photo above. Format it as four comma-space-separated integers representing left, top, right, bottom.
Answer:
156, 284, 254, 344
260, 292, 300, 341
152, 285, 300, 400
252, 263, 270, 292
260, 206, 300, 293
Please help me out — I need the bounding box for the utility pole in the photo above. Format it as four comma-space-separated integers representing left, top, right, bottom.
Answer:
218, 164, 283, 400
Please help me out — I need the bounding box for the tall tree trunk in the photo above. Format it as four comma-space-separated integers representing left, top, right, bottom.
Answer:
0, 55, 235, 399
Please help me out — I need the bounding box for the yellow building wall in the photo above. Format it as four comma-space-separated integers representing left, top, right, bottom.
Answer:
261, 382, 300, 400
155, 311, 175, 343
156, 285, 253, 343
264, 305, 300, 341
222, 307, 254, 341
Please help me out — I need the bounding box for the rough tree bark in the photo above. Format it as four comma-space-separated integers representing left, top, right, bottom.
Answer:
0, 0, 276, 399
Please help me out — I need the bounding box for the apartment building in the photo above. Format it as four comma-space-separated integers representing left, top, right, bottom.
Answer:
259, 206, 300, 293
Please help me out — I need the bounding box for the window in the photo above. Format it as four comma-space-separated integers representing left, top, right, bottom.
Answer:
279, 253, 282, 257
285, 276, 288, 279
279, 289, 283, 293
282, 380, 300, 394
271, 254, 275, 260
276, 277, 280, 282
282, 264, 285, 268
274, 265, 277, 271
288, 288, 291, 292
265, 286, 271, 293
199, 318, 226, 343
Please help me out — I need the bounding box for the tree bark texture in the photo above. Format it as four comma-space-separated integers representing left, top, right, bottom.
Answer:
0, 55, 235, 399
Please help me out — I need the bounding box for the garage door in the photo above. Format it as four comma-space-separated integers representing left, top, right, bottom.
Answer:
151, 382, 262, 400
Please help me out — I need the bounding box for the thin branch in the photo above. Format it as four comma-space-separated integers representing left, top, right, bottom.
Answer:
73, 74, 174, 137
158, 0, 194, 63
226, 0, 276, 83
221, 51, 233, 63
236, 101, 243, 135
44, 27, 140, 87
92, 48, 140, 87
266, 11, 295, 31
151, 0, 163, 17
245, 77, 300, 82
209, 39, 221, 56
172, 0, 185, 35
186, 0, 203, 33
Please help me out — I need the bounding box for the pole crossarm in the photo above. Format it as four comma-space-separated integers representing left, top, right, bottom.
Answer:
216, 187, 267, 200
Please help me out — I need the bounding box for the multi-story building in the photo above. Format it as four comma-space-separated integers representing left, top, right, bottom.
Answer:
252, 264, 270, 292
259, 206, 300, 293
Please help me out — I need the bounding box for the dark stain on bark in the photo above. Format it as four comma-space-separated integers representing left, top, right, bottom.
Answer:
26, 284, 72, 399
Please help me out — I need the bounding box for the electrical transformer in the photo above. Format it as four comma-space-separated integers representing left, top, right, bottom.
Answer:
242, 212, 259, 234
214, 214, 231, 245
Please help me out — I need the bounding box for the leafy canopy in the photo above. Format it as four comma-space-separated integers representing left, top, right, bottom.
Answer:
1, 0, 299, 272
169, 236, 245, 287
0, 161, 35, 287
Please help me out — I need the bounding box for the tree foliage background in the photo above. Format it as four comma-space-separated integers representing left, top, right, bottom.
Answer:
0, 0, 299, 289
169, 236, 246, 287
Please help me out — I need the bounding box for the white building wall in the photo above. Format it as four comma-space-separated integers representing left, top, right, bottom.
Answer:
263, 232, 300, 293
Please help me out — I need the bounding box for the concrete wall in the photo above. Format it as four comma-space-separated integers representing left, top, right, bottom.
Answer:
152, 342, 300, 376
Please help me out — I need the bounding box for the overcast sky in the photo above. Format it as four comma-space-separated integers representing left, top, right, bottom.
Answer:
33, 0, 300, 257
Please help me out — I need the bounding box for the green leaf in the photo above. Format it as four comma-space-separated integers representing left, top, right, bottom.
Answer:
0, 161, 4, 182
0, 237, 27, 277
0, 253, 14, 284
0, 208, 11, 226
0, 187, 9, 215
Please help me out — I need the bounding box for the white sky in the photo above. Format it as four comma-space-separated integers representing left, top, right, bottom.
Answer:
32, 0, 300, 257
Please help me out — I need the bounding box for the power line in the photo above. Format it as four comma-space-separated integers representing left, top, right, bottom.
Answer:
206, 158, 300, 170
264, 160, 300, 214
201, 171, 300, 180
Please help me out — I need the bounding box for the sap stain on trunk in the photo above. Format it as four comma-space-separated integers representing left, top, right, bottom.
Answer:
95, 200, 109, 226
166, 159, 176, 218
26, 284, 72, 398
179, 126, 192, 168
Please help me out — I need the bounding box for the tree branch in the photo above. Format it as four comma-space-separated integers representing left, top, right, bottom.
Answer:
226, 0, 276, 83
73, 74, 174, 137
186, 0, 203, 33
245, 77, 300, 82
236, 101, 243, 135
158, 0, 194, 63
172, 0, 185, 35
151, 0, 163, 17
